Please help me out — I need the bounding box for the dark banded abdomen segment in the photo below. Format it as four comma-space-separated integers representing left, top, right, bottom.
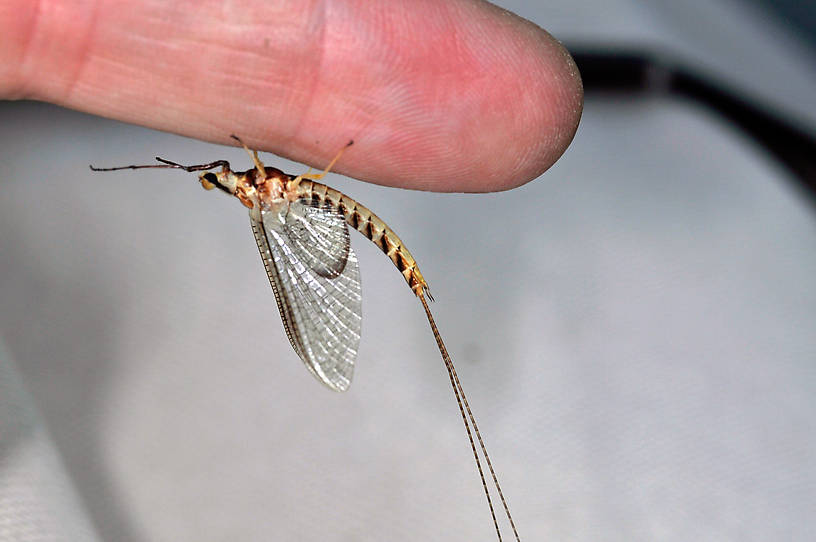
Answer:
296, 180, 429, 297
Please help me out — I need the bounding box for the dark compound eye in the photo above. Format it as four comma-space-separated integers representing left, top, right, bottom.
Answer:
202, 172, 218, 184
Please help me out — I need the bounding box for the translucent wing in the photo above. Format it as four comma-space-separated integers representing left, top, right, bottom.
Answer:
251, 200, 362, 392
282, 198, 350, 278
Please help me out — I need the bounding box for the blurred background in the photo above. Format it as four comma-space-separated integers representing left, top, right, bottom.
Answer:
1, 0, 814, 540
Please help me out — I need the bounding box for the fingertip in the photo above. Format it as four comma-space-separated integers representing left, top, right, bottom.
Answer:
310, 1, 584, 193
453, 8, 584, 192
498, 26, 584, 191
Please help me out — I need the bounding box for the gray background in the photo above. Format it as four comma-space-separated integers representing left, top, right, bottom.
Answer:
1, 0, 814, 540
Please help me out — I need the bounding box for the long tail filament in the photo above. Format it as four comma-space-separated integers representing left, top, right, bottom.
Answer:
418, 293, 520, 542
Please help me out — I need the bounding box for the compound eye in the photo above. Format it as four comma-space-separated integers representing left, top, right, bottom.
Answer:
200, 172, 218, 190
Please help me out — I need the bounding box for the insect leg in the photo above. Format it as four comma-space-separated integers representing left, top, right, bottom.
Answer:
230, 135, 266, 177
289, 140, 354, 191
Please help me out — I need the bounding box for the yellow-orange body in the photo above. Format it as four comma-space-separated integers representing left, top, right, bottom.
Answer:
201, 164, 430, 298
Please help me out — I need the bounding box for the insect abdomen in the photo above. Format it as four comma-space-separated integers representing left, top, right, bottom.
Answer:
297, 180, 429, 297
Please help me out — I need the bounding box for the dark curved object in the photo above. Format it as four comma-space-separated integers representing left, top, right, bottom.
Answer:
571, 49, 816, 203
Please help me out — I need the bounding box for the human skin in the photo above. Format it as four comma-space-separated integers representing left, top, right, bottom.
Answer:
1, 0, 583, 192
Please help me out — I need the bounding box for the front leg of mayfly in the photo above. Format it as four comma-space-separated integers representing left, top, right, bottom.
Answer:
90, 138, 520, 541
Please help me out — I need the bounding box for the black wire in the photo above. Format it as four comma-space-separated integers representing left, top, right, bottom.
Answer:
571, 49, 816, 204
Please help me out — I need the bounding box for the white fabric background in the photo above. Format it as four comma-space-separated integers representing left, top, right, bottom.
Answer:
1, 1, 814, 540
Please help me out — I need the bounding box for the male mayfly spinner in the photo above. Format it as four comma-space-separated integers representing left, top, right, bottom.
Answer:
91, 136, 521, 541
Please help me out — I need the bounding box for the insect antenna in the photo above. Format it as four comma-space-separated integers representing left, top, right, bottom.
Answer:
90, 158, 232, 172
418, 293, 521, 542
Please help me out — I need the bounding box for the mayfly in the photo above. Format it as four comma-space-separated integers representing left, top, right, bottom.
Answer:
91, 136, 521, 541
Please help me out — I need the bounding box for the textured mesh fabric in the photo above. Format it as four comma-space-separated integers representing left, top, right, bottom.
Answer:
0, 343, 99, 542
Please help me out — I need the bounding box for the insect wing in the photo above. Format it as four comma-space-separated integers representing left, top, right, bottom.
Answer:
251, 202, 362, 391
282, 198, 351, 278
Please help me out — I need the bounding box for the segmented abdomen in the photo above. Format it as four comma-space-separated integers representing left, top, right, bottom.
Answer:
295, 180, 429, 297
